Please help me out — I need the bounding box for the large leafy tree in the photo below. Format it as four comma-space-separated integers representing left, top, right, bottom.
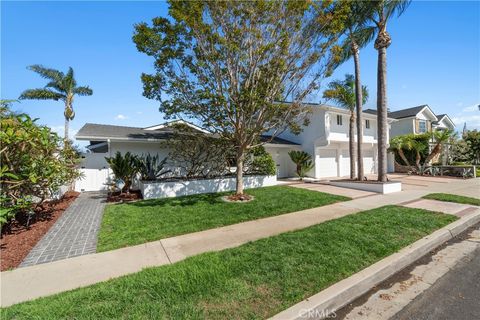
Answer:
133, 0, 341, 196
333, 0, 375, 180
368, 0, 411, 181
323, 74, 368, 179
19, 65, 93, 142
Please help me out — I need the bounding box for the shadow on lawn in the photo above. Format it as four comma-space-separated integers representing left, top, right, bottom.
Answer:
126, 192, 233, 208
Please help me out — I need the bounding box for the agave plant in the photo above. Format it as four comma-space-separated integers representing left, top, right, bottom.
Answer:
138, 154, 171, 181
105, 152, 140, 193
288, 150, 314, 180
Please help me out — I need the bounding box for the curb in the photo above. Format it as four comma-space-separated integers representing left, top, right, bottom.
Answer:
270, 209, 480, 320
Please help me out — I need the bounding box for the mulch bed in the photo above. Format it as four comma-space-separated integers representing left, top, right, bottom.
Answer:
106, 190, 142, 203
0, 191, 80, 271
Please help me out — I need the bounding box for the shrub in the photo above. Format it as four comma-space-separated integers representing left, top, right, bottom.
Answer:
0, 105, 81, 226
105, 152, 140, 193
245, 146, 276, 176
138, 154, 171, 181
288, 150, 314, 179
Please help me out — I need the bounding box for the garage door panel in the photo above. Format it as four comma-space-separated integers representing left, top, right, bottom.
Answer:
363, 150, 375, 174
316, 149, 337, 178
340, 149, 352, 177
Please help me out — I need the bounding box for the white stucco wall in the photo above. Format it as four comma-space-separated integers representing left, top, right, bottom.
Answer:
140, 175, 277, 199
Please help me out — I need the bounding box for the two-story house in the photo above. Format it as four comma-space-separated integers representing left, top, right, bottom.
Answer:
364, 105, 455, 138
75, 104, 392, 188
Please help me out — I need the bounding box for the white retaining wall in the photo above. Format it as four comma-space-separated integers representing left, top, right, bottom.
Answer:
140, 175, 277, 200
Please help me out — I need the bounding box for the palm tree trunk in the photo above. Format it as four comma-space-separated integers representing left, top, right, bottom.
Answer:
353, 47, 364, 180
376, 45, 388, 182
64, 116, 69, 142
397, 149, 411, 167
349, 112, 356, 179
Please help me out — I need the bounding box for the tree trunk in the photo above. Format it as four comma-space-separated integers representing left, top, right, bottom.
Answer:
349, 111, 356, 179
397, 149, 411, 167
376, 46, 388, 182
353, 47, 364, 181
235, 149, 245, 195
64, 116, 69, 143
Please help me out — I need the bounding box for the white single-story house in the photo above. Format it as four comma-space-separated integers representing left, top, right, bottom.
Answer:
75, 104, 397, 191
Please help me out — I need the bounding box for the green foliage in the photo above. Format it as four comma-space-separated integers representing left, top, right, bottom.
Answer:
133, 0, 342, 193
323, 74, 368, 111
390, 133, 429, 168
166, 125, 233, 179
137, 154, 171, 181
0, 106, 82, 225
288, 150, 314, 179
463, 130, 480, 164
245, 146, 276, 176
19, 65, 92, 140
105, 152, 140, 193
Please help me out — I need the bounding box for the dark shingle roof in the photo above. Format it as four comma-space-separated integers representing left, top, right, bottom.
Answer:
364, 105, 430, 119
76, 123, 299, 145
260, 135, 300, 145
76, 123, 176, 141
388, 105, 428, 119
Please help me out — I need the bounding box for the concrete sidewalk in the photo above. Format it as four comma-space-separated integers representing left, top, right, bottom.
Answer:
1, 178, 479, 307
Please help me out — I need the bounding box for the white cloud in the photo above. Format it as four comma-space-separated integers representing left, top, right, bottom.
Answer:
462, 104, 479, 112
401, 84, 407, 89
456, 102, 464, 107
452, 102, 480, 130
136, 111, 143, 115
115, 114, 128, 120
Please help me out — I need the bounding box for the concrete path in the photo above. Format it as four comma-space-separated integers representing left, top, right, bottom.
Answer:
289, 182, 376, 199
20, 192, 106, 267
1, 178, 479, 307
403, 199, 478, 216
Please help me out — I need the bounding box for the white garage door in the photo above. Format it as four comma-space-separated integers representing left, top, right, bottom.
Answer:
340, 149, 352, 177
363, 149, 375, 174
316, 149, 337, 178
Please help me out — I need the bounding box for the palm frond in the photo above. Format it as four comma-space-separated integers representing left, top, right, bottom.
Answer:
73, 86, 93, 96
28, 65, 64, 82
385, 0, 412, 19
19, 89, 65, 101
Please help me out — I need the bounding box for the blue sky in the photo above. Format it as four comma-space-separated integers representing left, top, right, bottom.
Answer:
2, 0, 479, 148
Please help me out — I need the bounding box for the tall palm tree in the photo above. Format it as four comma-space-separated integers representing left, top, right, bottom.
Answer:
323, 74, 368, 179
367, 0, 411, 181
334, 1, 375, 181
19, 65, 93, 142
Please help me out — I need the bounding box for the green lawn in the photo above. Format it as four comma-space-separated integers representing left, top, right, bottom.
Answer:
423, 193, 480, 206
2, 206, 456, 319
97, 186, 350, 252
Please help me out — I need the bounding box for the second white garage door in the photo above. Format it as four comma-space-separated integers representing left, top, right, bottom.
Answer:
316, 149, 337, 178
340, 149, 352, 177
363, 149, 375, 174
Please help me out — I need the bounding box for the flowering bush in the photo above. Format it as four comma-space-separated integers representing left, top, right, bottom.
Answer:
0, 105, 81, 225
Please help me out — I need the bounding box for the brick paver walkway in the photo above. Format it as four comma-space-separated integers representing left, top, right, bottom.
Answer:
20, 192, 106, 267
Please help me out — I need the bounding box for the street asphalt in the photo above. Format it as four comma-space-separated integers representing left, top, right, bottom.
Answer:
391, 246, 480, 320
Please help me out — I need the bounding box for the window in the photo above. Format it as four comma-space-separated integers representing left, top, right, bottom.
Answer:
336, 115, 343, 126
365, 119, 370, 129
418, 120, 427, 133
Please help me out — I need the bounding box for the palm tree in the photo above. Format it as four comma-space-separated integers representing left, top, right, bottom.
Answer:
334, 1, 375, 180
19, 65, 93, 142
323, 74, 368, 179
288, 150, 315, 180
367, 0, 411, 181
